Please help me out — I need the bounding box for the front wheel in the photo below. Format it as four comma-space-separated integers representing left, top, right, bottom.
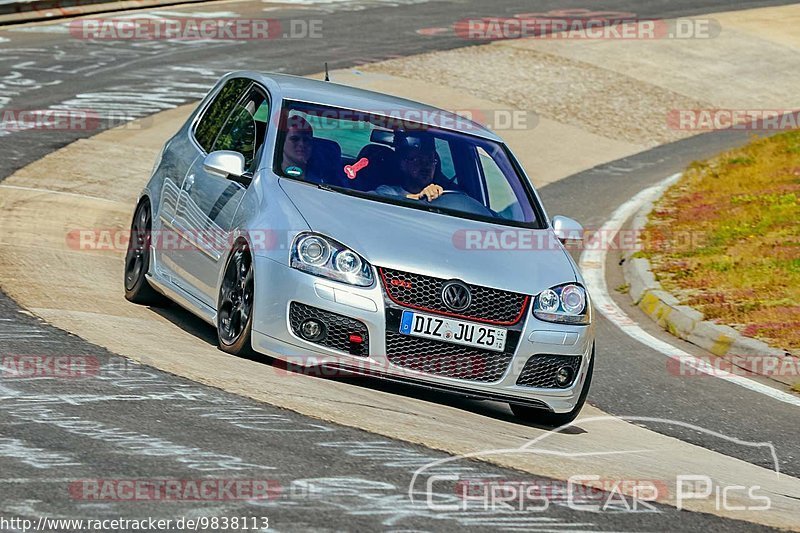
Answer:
217, 242, 255, 356
511, 345, 595, 427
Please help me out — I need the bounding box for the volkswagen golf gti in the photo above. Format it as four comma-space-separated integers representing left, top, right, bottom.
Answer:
124, 71, 595, 425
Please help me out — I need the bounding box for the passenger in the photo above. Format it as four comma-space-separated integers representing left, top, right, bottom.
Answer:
280, 116, 316, 180
375, 131, 444, 202
280, 115, 345, 186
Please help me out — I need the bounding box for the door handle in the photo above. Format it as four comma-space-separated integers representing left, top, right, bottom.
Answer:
185, 174, 195, 193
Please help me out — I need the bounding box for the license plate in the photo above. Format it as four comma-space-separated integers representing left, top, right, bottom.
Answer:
399, 311, 507, 352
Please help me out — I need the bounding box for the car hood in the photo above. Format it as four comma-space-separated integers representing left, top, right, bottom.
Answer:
280, 179, 577, 296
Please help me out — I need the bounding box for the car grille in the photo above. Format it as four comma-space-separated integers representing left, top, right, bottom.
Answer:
289, 302, 369, 356
385, 332, 513, 382
379, 267, 529, 325
516, 355, 582, 388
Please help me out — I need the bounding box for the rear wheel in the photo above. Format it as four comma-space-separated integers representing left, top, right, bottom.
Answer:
217, 242, 255, 355
511, 345, 595, 427
124, 200, 165, 305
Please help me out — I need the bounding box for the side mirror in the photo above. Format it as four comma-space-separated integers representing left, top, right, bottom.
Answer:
203, 150, 246, 180
552, 215, 584, 245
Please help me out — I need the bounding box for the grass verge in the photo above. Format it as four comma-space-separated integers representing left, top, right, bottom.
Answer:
642, 130, 800, 352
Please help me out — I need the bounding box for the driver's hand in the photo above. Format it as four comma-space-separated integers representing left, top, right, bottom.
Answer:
407, 184, 444, 202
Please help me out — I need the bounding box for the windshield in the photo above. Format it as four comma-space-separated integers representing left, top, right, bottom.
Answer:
273, 100, 543, 227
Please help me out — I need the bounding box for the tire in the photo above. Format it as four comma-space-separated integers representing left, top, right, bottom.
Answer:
510, 344, 595, 427
216, 241, 255, 356
124, 199, 166, 306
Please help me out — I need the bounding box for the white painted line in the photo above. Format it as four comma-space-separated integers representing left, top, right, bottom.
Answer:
0, 478, 79, 483
579, 174, 800, 408
0, 184, 125, 204
150, 10, 242, 17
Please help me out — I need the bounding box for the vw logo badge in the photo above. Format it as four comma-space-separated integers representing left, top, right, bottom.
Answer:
441, 281, 472, 312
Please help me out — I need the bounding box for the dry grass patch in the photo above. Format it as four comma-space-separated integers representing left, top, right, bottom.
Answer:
642, 130, 800, 352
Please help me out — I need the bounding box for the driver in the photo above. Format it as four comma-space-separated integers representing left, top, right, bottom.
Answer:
375, 131, 444, 202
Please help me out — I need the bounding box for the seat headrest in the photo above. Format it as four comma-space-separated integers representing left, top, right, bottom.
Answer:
312, 137, 342, 159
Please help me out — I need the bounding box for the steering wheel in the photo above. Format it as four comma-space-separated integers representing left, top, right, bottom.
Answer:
429, 190, 495, 217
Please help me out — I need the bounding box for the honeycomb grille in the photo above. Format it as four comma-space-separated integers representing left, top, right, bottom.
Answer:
289, 302, 369, 356
385, 332, 513, 382
379, 268, 528, 325
516, 355, 582, 388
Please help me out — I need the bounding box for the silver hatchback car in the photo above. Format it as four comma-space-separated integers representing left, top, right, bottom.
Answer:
124, 71, 595, 425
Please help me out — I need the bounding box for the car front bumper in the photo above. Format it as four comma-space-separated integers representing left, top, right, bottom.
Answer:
251, 256, 595, 414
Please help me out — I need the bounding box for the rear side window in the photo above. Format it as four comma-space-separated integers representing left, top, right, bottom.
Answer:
194, 77, 251, 152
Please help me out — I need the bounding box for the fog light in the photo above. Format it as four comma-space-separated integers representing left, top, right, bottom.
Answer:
300, 319, 326, 342
555, 366, 575, 387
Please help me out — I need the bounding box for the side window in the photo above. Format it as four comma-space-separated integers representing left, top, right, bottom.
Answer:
211, 88, 270, 173
435, 138, 456, 179
477, 146, 521, 219
194, 77, 251, 152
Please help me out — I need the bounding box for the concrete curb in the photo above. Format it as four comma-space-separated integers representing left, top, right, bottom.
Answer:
0, 0, 209, 25
622, 180, 799, 389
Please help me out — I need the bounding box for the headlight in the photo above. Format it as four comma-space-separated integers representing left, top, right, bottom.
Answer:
297, 235, 330, 266
334, 250, 362, 274
533, 284, 590, 325
538, 289, 560, 313
291, 232, 373, 287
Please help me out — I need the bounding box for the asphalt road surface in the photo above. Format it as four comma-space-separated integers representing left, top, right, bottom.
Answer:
1, 0, 798, 531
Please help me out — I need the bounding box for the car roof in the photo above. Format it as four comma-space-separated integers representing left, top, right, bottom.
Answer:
242, 71, 503, 142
